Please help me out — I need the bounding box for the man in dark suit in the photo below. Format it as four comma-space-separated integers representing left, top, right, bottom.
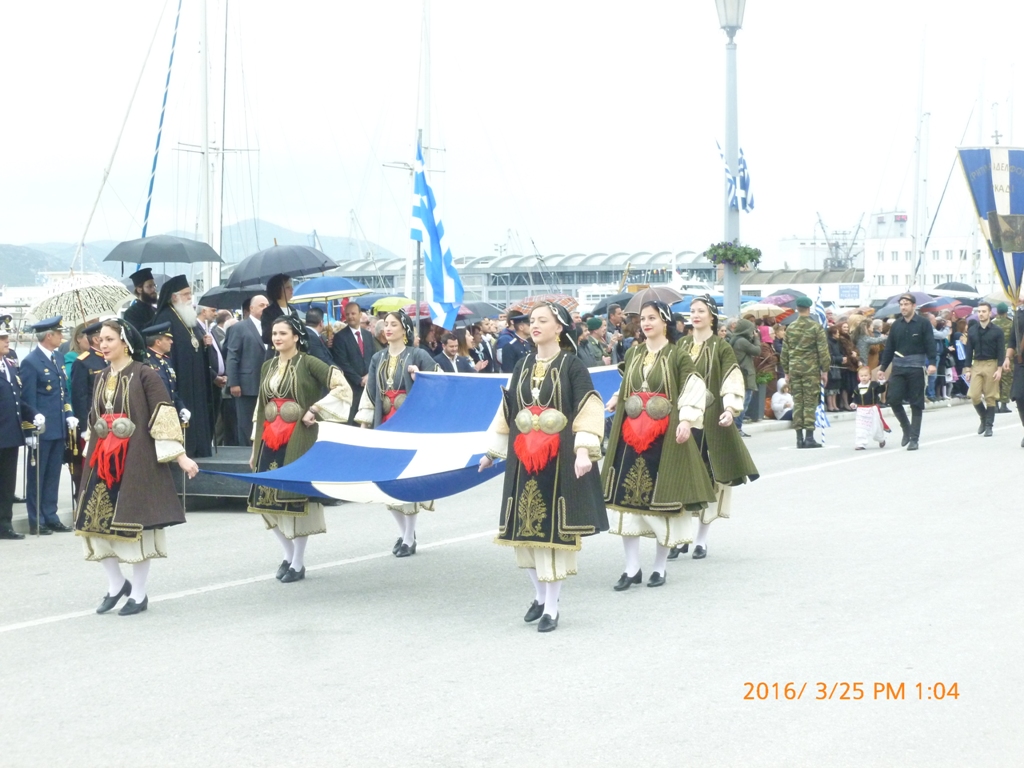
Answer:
331, 301, 375, 424
122, 267, 158, 332
20, 316, 76, 534
434, 332, 475, 373
471, 322, 497, 373
304, 307, 334, 367
0, 325, 39, 540
226, 294, 268, 446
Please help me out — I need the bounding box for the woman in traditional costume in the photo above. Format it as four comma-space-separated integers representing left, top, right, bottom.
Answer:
603, 301, 716, 589
354, 309, 439, 557
671, 295, 758, 560
248, 316, 352, 583
75, 319, 199, 616
478, 303, 607, 632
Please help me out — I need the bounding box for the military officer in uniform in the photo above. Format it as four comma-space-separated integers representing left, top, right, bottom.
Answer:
68, 321, 107, 497
499, 314, 532, 374
20, 316, 77, 534
123, 267, 159, 332
780, 296, 829, 449
1, 325, 41, 540
142, 322, 190, 422
992, 303, 1013, 413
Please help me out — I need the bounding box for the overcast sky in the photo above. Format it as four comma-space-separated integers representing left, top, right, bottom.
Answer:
1, 0, 1020, 267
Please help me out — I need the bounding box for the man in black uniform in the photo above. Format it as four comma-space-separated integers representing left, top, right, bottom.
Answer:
0, 325, 39, 540
879, 293, 936, 451
500, 314, 532, 373
963, 301, 1004, 437
123, 267, 159, 332
142, 322, 190, 421
68, 321, 107, 497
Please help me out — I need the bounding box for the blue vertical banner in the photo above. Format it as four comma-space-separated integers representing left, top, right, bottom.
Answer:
411, 141, 464, 329
957, 147, 1024, 302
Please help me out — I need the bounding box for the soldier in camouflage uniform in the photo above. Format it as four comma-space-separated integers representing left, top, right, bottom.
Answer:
780, 296, 829, 449
992, 303, 1013, 413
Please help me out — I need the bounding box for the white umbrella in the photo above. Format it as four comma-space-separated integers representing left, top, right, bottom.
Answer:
740, 302, 789, 319
29, 273, 133, 325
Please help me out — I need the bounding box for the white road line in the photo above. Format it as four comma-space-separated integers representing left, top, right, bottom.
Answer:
0, 426, 992, 635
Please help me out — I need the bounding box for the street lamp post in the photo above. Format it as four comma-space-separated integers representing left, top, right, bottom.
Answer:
716, 0, 746, 319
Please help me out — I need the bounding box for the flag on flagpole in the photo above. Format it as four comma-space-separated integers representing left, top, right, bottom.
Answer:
717, 141, 738, 210
812, 287, 830, 442
738, 148, 754, 212
411, 141, 464, 330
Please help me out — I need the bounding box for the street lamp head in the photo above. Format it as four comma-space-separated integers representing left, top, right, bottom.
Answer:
715, 0, 746, 39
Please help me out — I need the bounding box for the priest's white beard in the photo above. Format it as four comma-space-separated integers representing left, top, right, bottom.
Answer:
173, 299, 198, 328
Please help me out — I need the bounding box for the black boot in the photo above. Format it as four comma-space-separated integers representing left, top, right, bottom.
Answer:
891, 403, 910, 446
984, 406, 996, 437
802, 430, 822, 448
975, 403, 987, 434
795, 429, 804, 449
997, 402, 1012, 414
908, 407, 923, 450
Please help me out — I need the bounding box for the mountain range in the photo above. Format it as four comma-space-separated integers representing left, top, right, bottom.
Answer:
0, 219, 399, 287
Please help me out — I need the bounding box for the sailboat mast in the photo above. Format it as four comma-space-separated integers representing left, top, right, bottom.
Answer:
408, 0, 431, 333
909, 33, 925, 290
200, 0, 213, 291
215, 0, 229, 280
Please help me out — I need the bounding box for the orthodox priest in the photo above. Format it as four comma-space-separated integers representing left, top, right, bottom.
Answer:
152, 275, 213, 457
122, 268, 159, 332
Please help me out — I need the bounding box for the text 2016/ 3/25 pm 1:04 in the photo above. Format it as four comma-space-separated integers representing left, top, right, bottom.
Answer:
742, 682, 960, 701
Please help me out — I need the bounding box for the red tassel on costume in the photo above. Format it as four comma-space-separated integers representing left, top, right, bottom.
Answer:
262, 398, 298, 451
89, 414, 131, 487
621, 392, 669, 454
513, 405, 561, 474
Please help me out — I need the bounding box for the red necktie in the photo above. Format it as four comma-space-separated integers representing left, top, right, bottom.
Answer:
356, 329, 364, 355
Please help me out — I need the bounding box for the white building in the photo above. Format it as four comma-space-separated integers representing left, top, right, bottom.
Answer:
860, 210, 997, 299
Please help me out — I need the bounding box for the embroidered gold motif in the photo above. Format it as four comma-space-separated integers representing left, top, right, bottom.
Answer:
82, 483, 115, 534
516, 479, 547, 538
621, 456, 654, 507
256, 485, 277, 507
149, 403, 183, 442
268, 461, 279, 470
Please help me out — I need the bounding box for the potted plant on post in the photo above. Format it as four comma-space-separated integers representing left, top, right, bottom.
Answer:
702, 240, 762, 274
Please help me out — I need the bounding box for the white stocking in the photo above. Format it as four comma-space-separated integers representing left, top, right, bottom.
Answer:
695, 521, 711, 548
653, 543, 670, 575
543, 581, 562, 619
402, 513, 417, 547
290, 536, 308, 571
272, 526, 294, 563
390, 508, 406, 535
526, 568, 543, 603
130, 560, 151, 602
622, 536, 641, 577
101, 558, 125, 595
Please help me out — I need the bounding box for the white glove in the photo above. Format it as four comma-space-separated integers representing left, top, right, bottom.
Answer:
66, 416, 79, 431
179, 408, 191, 423
33, 414, 45, 428
25, 436, 37, 448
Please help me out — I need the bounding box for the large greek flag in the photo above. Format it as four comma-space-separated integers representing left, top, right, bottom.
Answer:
411, 141, 464, 329
957, 147, 1024, 302
717, 141, 738, 209
738, 148, 754, 212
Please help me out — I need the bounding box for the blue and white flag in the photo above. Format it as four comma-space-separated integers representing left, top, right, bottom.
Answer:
717, 141, 738, 210
957, 147, 1024, 303
411, 141, 464, 329
812, 287, 831, 442
738, 148, 754, 212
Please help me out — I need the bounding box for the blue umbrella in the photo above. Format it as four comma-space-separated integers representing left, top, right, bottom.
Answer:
671, 294, 761, 313
290, 275, 369, 302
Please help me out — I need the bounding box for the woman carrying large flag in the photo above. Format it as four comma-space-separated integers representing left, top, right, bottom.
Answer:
247, 316, 351, 583
602, 301, 716, 589
478, 303, 607, 633
354, 309, 439, 557
671, 295, 758, 560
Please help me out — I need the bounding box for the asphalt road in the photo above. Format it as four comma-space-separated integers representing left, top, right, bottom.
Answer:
1, 403, 1021, 767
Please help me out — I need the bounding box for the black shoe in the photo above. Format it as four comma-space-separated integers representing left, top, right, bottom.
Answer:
613, 570, 642, 591
647, 571, 666, 587
1020, 436, 1024, 448
907, 440, 919, 451
276, 560, 290, 580
97, 579, 132, 614
901, 430, 910, 447
280, 567, 306, 583
524, 600, 545, 623
667, 547, 680, 560
0, 526, 24, 540
45, 521, 72, 533
795, 429, 805, 449
998, 403, 1012, 413
537, 614, 559, 633
395, 541, 417, 558
392, 537, 403, 555
28, 525, 52, 536
13, 496, 25, 504
692, 545, 707, 559
802, 435, 822, 448
118, 595, 148, 616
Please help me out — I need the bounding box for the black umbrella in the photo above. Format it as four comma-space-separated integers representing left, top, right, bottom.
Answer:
462, 301, 503, 321
935, 281, 977, 293
872, 304, 904, 319
104, 235, 222, 264
591, 291, 633, 316
225, 245, 338, 288
198, 284, 267, 311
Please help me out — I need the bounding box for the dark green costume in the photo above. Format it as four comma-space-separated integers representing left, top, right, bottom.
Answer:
602, 343, 715, 515
993, 313, 1013, 404
780, 314, 829, 429
494, 351, 608, 552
